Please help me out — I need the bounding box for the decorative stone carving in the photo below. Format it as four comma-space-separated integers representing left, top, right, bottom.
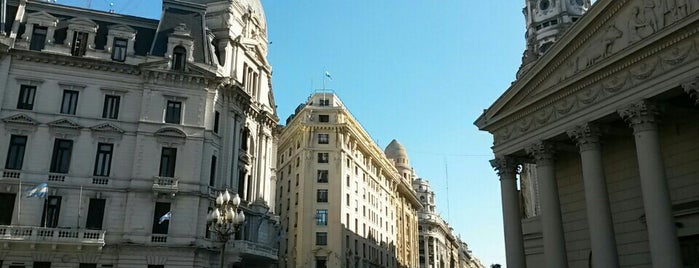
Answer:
489, 157, 520, 179
154, 127, 187, 145
682, 77, 699, 105
577, 24, 623, 70
525, 141, 556, 165
566, 123, 602, 151
618, 100, 661, 132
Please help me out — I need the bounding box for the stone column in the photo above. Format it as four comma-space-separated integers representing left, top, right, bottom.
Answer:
525, 141, 567, 268
618, 100, 682, 268
490, 157, 527, 268
567, 124, 619, 268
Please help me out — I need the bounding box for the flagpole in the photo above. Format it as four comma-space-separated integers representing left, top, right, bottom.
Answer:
77, 185, 83, 228
17, 177, 21, 225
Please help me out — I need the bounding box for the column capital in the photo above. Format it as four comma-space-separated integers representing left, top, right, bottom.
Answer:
682, 77, 699, 105
490, 156, 519, 179
567, 123, 602, 152
618, 100, 660, 132
525, 141, 556, 165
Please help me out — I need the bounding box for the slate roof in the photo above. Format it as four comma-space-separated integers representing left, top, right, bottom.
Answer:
150, 0, 208, 63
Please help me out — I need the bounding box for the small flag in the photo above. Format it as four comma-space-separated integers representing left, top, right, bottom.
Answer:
25, 183, 48, 198
324, 71, 333, 81
159, 211, 171, 224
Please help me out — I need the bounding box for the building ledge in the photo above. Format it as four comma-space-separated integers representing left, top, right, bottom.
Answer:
0, 225, 105, 249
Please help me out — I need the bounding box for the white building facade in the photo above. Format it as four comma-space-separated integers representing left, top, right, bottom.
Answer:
0, 0, 279, 267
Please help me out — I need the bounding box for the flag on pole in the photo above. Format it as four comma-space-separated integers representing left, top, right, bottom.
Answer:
25, 183, 48, 198
159, 211, 171, 224
324, 71, 333, 81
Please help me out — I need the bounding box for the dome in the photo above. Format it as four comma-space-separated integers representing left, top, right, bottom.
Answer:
384, 139, 409, 161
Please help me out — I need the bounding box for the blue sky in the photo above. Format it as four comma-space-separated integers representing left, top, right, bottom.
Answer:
58, 0, 526, 265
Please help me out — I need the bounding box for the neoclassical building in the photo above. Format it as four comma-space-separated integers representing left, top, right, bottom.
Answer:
0, 0, 279, 267
276, 92, 421, 268
476, 0, 699, 267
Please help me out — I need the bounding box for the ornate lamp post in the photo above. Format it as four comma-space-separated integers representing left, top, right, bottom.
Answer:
208, 189, 245, 268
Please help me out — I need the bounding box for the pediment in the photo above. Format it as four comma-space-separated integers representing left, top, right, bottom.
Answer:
2, 113, 38, 125
140, 60, 216, 77
154, 127, 186, 139
90, 122, 125, 134
48, 118, 82, 129
108, 24, 136, 33
240, 38, 269, 67
67, 17, 98, 28
26, 11, 58, 24
484, 0, 699, 125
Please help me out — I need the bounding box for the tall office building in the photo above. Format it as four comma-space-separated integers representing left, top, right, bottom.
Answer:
276, 92, 422, 268
0, 0, 279, 267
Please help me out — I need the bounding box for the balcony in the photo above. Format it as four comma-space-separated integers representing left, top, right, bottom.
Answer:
0, 225, 105, 249
229, 239, 278, 261
152, 176, 178, 196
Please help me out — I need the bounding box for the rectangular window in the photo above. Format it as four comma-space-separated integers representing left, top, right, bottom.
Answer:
30, 26, 48, 51
17, 85, 36, 110
315, 257, 328, 268
93, 143, 113, 177
209, 155, 217, 186
159, 147, 177, 177
60, 90, 79, 115
317, 170, 328, 183
78, 264, 97, 268
33, 262, 51, 268
71, 31, 89, 57
102, 95, 120, 119
346, 194, 350, 206
316, 209, 328, 226
315, 232, 327, 245
319, 99, 330, 106
318, 133, 329, 144
0, 193, 17, 225
317, 189, 328, 203
319, 114, 329, 122
5, 135, 27, 170
214, 111, 220, 133
317, 153, 328, 163
85, 198, 105, 230
41, 196, 61, 228
111, 38, 127, 61
165, 100, 182, 124
152, 202, 170, 234
50, 139, 73, 173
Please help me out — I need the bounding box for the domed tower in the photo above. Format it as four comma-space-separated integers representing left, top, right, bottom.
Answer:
385, 139, 413, 181
520, 0, 592, 75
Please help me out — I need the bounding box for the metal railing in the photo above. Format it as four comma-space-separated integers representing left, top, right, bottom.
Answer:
230, 240, 279, 260
0, 225, 105, 246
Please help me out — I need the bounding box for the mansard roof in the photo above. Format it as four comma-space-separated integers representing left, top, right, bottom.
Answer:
149, 1, 210, 64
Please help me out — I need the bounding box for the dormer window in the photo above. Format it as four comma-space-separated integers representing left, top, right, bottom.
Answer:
111, 38, 128, 62
172, 46, 186, 71
29, 26, 48, 51
71, 31, 89, 56
65, 17, 98, 57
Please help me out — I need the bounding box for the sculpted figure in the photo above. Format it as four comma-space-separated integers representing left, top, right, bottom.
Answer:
629, 7, 654, 43
577, 24, 623, 69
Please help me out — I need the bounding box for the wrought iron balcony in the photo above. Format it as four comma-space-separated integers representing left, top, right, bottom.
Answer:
152, 176, 179, 196
0, 225, 105, 249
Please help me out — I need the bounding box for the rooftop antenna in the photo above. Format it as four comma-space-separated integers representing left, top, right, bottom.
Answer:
109, 1, 115, 13
86, 0, 91, 8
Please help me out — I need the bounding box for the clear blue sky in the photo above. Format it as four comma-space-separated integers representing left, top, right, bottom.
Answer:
59, 0, 526, 265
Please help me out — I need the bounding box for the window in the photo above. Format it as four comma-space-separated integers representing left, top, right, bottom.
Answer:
317, 170, 328, 183
346, 194, 350, 206
41, 196, 61, 228
319, 114, 329, 122
50, 139, 73, 173
159, 147, 177, 177
318, 134, 329, 144
5, 135, 27, 170
71, 31, 89, 57
111, 38, 127, 61
315, 232, 327, 245
85, 198, 105, 230
172, 46, 186, 71
209, 155, 217, 186
317, 189, 328, 203
315, 256, 328, 268
102, 95, 120, 119
17, 85, 36, 110
317, 153, 329, 163
214, 111, 220, 133
316, 209, 328, 225
319, 99, 330, 106
60, 90, 79, 115
165, 100, 182, 124
79, 264, 97, 268
152, 202, 170, 234
93, 143, 113, 176
147, 266, 164, 268
30, 26, 47, 51
33, 262, 51, 268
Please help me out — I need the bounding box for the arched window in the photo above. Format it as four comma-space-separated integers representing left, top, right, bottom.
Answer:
172, 46, 186, 71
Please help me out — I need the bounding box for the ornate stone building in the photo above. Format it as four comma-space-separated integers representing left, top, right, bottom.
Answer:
276, 92, 421, 268
0, 0, 279, 267
476, 0, 699, 267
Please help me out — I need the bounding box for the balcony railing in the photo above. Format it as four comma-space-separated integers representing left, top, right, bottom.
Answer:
48, 173, 66, 182
153, 176, 179, 195
0, 225, 105, 248
2, 170, 20, 179
230, 239, 278, 260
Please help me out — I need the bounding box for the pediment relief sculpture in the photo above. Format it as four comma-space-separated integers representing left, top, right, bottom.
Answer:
90, 122, 125, 134
48, 118, 82, 129
2, 113, 38, 125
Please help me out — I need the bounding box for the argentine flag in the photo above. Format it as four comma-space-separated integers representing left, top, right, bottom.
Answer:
324, 71, 332, 81
159, 211, 171, 224
25, 183, 48, 198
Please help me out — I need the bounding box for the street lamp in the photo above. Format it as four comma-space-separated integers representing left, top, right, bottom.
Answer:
208, 189, 245, 268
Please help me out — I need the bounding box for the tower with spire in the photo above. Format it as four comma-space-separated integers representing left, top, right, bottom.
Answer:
519, 0, 592, 76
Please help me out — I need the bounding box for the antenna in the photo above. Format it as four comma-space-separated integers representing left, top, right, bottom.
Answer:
109, 1, 115, 13
444, 157, 451, 223
86, 0, 91, 8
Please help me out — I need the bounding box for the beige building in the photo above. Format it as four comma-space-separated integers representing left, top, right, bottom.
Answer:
476, 0, 699, 267
0, 0, 279, 267
276, 92, 421, 268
